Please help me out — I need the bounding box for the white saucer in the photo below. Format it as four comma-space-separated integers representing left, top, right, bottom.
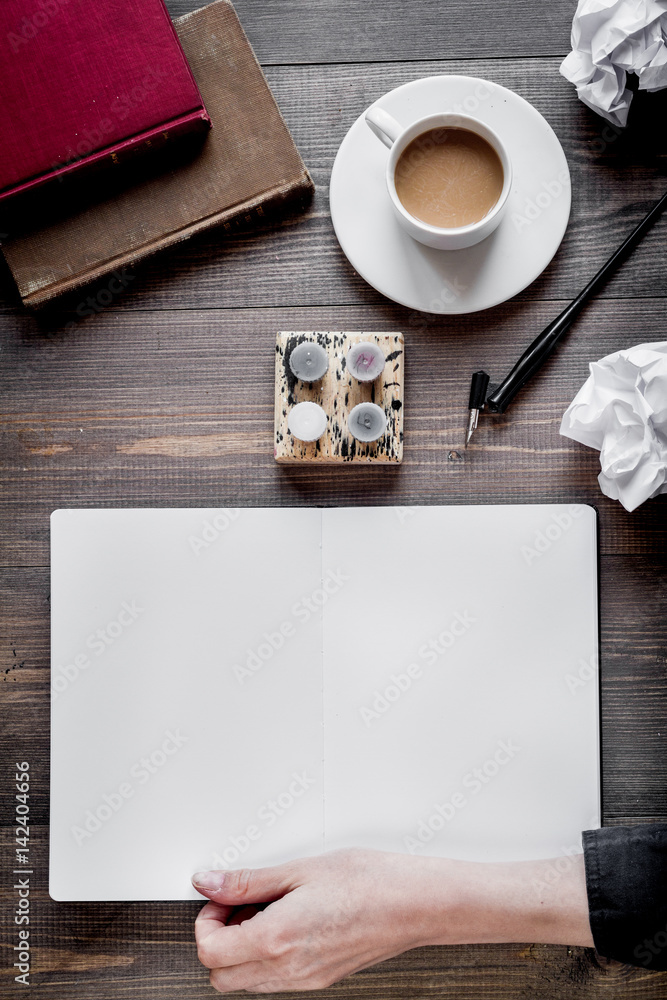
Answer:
330, 76, 571, 314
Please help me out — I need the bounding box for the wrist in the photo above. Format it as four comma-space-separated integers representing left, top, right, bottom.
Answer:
401, 853, 594, 949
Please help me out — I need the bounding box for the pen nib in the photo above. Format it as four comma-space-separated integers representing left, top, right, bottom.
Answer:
465, 408, 479, 448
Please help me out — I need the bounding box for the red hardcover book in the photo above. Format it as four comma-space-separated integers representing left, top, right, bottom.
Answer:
0, 0, 211, 202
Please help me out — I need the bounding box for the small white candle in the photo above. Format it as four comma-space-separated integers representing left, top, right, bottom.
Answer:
288, 401, 328, 442
346, 342, 386, 382
289, 342, 329, 382
348, 402, 387, 442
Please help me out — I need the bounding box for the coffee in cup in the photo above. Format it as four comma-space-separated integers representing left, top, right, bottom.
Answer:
394, 127, 504, 229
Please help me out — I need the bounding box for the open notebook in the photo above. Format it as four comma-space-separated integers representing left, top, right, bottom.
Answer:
50, 505, 600, 900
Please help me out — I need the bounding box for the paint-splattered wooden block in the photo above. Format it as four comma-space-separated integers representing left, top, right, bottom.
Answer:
274, 331, 404, 464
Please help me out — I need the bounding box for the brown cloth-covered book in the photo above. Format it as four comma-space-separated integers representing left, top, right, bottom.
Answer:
1, 0, 313, 307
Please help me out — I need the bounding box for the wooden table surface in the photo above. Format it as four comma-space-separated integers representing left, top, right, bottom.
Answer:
1, 0, 666, 996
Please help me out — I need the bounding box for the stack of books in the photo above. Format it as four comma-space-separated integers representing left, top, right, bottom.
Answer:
0, 0, 313, 307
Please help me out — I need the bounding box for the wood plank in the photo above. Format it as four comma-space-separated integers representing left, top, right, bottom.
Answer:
599, 556, 667, 819
1, 301, 665, 565
165, 0, 579, 64
2, 58, 666, 315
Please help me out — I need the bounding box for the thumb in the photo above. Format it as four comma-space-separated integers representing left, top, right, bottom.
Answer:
191, 861, 300, 905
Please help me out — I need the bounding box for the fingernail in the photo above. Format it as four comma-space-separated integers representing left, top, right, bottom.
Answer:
192, 870, 225, 891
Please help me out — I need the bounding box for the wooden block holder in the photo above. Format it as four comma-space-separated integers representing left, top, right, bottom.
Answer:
274, 331, 404, 464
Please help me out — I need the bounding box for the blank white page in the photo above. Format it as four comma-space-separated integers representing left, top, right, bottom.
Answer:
322, 505, 600, 862
50, 508, 324, 901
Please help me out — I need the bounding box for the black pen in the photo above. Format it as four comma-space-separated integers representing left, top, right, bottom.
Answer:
465, 189, 667, 444
465, 370, 490, 447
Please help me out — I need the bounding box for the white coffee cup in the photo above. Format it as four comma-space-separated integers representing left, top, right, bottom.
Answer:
364, 108, 512, 250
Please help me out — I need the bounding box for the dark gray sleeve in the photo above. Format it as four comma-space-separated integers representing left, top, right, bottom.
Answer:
583, 824, 667, 969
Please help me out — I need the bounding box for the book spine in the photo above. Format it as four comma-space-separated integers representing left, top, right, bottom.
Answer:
19, 172, 314, 307
0, 110, 211, 204
97, 111, 212, 170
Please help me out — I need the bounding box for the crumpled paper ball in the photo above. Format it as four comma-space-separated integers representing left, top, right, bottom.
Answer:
560, 0, 667, 126
560, 341, 667, 511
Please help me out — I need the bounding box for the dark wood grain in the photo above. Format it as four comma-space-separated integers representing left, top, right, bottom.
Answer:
164, 0, 580, 64
2, 0, 667, 997
1, 300, 666, 562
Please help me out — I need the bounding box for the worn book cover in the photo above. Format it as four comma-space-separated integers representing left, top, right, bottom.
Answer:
0, 0, 210, 202
1, 0, 314, 307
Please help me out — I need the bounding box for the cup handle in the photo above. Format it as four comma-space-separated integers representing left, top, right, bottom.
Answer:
364, 107, 402, 149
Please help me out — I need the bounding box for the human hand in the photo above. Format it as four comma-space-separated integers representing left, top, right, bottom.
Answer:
192, 847, 443, 993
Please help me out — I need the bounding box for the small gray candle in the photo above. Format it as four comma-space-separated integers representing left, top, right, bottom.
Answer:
348, 402, 387, 442
288, 401, 328, 442
346, 342, 386, 382
288, 341, 329, 382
